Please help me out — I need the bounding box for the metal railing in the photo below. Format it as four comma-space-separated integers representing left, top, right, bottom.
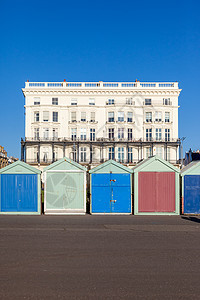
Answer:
24, 137, 180, 143
25, 81, 179, 89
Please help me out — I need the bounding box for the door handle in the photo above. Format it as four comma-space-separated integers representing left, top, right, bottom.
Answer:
110, 200, 117, 203
110, 180, 116, 182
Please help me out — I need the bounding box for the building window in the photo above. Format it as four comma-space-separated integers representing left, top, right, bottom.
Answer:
155, 111, 162, 122
90, 129, 95, 141
165, 112, 170, 122
89, 98, 95, 105
156, 128, 162, 141
71, 112, 76, 122
163, 98, 171, 105
166, 148, 170, 161
34, 97, 40, 105
71, 99, 77, 105
34, 149, 39, 162
146, 147, 152, 158
43, 128, 49, 140
108, 112, 114, 122
118, 147, 124, 163
165, 129, 170, 141
118, 111, 124, 122
71, 128, 77, 141
90, 112, 95, 122
53, 112, 58, 122
156, 147, 162, 158
81, 112, 86, 122
43, 148, 49, 162
146, 128, 152, 141
34, 128, 39, 140
118, 128, 124, 139
108, 128, 114, 140
128, 128, 132, 140
146, 112, 152, 122
109, 147, 114, 160
43, 111, 49, 122
34, 112, 39, 122
80, 147, 86, 162
126, 98, 132, 105
53, 128, 58, 139
107, 99, 115, 105
52, 98, 58, 105
145, 99, 152, 105
128, 148, 133, 163
127, 112, 133, 123
72, 147, 77, 162
53, 150, 58, 161
81, 128, 86, 140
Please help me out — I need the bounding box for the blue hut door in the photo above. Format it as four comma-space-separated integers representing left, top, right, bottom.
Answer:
110, 174, 131, 213
184, 175, 200, 214
92, 173, 131, 213
1, 174, 38, 212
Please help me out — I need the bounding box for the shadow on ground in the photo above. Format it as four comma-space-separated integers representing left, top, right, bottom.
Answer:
181, 216, 200, 224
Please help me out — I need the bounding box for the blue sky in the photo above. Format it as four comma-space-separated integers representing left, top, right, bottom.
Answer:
0, 0, 199, 158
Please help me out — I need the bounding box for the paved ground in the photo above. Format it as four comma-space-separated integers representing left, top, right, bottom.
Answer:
0, 215, 200, 299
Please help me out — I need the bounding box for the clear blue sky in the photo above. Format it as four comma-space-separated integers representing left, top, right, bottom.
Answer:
0, 0, 199, 158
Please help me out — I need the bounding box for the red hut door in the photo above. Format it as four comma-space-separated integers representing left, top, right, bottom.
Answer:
138, 172, 175, 212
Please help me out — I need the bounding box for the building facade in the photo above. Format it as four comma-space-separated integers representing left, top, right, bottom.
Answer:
21, 81, 181, 170
0, 145, 18, 169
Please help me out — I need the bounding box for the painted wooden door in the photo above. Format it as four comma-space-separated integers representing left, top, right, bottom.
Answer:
1, 174, 38, 212
184, 175, 200, 214
46, 172, 84, 210
91, 173, 131, 213
138, 172, 175, 212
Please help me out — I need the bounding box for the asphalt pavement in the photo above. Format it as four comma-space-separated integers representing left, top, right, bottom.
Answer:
0, 215, 200, 299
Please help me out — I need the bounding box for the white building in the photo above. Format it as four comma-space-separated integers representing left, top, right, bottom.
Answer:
21, 80, 181, 171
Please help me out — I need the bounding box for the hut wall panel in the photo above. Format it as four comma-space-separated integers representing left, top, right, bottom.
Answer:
138, 172, 175, 212
91, 173, 131, 214
46, 172, 84, 210
1, 174, 38, 212
156, 172, 175, 212
184, 175, 200, 214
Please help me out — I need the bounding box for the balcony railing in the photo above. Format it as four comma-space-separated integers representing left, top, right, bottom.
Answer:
25, 158, 179, 165
25, 81, 179, 89
24, 137, 180, 143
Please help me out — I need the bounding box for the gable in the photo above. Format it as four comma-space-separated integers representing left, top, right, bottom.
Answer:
0, 161, 41, 174
89, 160, 133, 174
44, 157, 86, 172
133, 156, 179, 173
181, 161, 200, 176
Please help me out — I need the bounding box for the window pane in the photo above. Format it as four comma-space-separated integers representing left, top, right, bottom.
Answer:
118, 111, 124, 122
146, 112, 152, 122
81, 112, 86, 121
91, 112, 95, 122
43, 111, 49, 122
52, 98, 58, 105
89, 98, 95, 105
165, 112, 170, 122
53, 112, 58, 122
71, 99, 77, 105
34, 112, 39, 122
145, 99, 151, 105
71, 112, 76, 121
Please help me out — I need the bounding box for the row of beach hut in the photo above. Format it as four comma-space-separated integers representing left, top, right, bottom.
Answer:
0, 156, 200, 215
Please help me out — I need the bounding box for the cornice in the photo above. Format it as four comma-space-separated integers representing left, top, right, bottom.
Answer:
22, 89, 182, 96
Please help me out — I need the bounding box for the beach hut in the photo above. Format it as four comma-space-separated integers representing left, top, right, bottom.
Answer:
181, 161, 200, 214
133, 156, 180, 215
89, 160, 133, 214
44, 157, 86, 215
0, 161, 41, 214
